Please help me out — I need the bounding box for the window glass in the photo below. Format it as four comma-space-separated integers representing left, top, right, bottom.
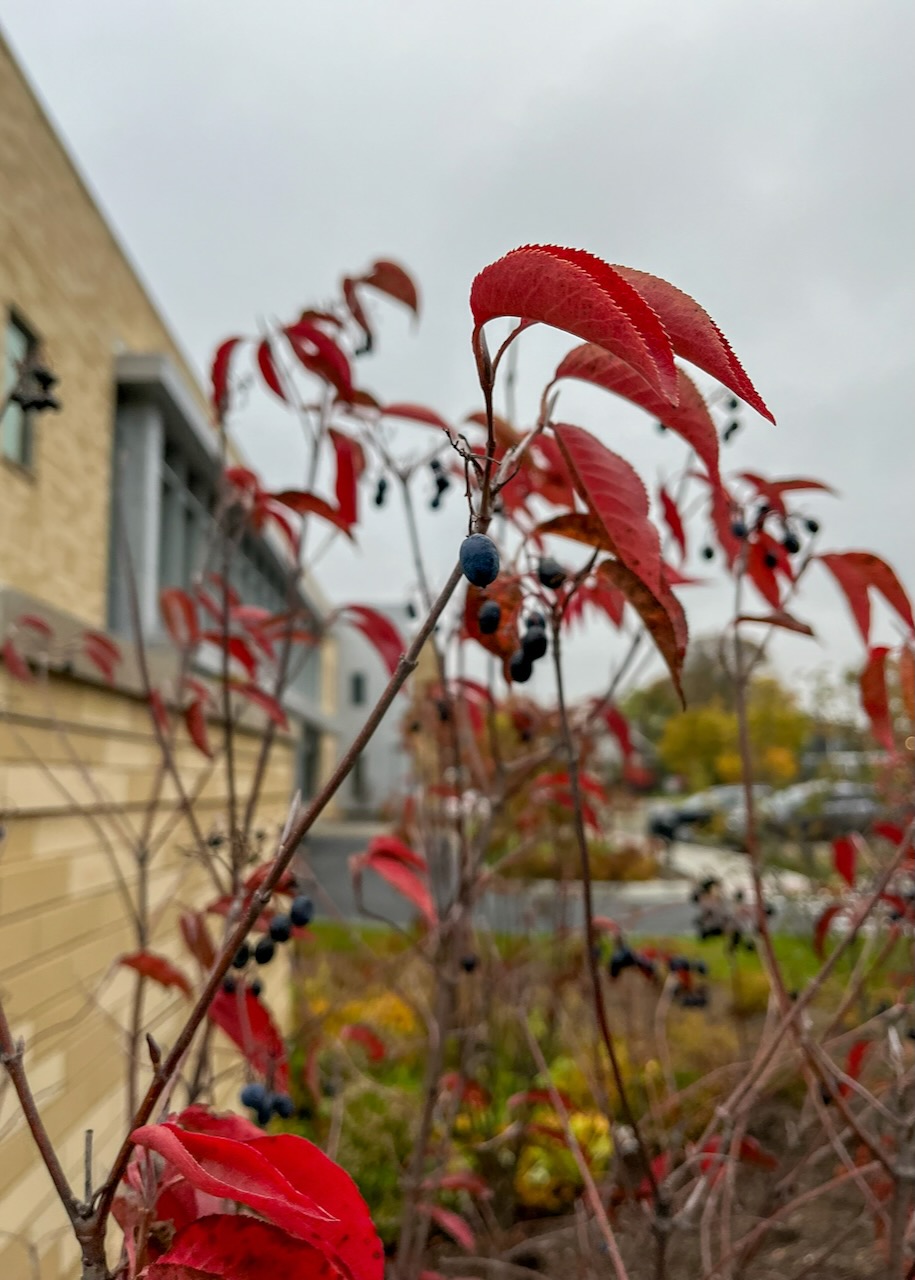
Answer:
2, 315, 35, 467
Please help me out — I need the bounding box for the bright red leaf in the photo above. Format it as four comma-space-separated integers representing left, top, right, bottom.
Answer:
83, 630, 122, 682
337, 605, 404, 676
471, 245, 678, 404
118, 951, 192, 998
184, 699, 213, 759
160, 588, 201, 650
210, 337, 242, 419
735, 610, 815, 637
841, 1040, 872, 1097
832, 835, 859, 889
860, 646, 894, 750
271, 490, 355, 539
659, 484, 687, 561
329, 429, 363, 528
228, 681, 288, 730
175, 1105, 264, 1143
362, 259, 419, 315
148, 1214, 327, 1280
814, 903, 845, 959
350, 847, 436, 927
739, 472, 833, 518
179, 911, 216, 970
602, 704, 634, 760
284, 319, 354, 402
255, 339, 286, 401
208, 987, 289, 1091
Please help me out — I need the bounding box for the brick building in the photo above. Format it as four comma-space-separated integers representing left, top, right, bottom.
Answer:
0, 31, 337, 1276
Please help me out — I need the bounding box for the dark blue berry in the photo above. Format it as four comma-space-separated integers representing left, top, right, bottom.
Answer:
290, 895, 314, 928
241, 1082, 266, 1109
460, 955, 478, 973
508, 650, 533, 684
701, 546, 715, 561
272, 1093, 295, 1119
250, 978, 263, 998
373, 477, 387, 507
783, 533, 801, 554
232, 943, 250, 969
764, 551, 779, 568
460, 534, 500, 587
537, 556, 566, 589
256, 1098, 274, 1126
526, 611, 546, 629
254, 937, 275, 965
477, 600, 501, 634
269, 914, 292, 944
731, 520, 747, 539
521, 628, 547, 661
222, 976, 237, 994
805, 518, 820, 534
668, 956, 689, 973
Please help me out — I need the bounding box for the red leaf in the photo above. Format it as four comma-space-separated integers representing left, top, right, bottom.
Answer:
201, 632, 259, 678
350, 849, 436, 926
555, 344, 721, 485
255, 339, 286, 401
739, 472, 834, 518
82, 630, 122, 683
659, 485, 687, 561
118, 951, 192, 998
340, 1024, 386, 1062
161, 588, 201, 650
471, 245, 678, 403
149, 1214, 327, 1280
179, 911, 216, 970
462, 579, 525, 673
229, 681, 288, 730
382, 402, 452, 435
832, 835, 859, 889
507, 1087, 576, 1110
735, 610, 815, 637
842, 1040, 872, 1096
271, 490, 355, 539
224, 465, 262, 501
2, 638, 34, 683
823, 551, 914, 643
439, 1072, 490, 1108
814, 903, 845, 959
175, 1105, 264, 1143
746, 539, 783, 609
342, 275, 374, 351
210, 337, 242, 419
184, 699, 213, 759
613, 265, 774, 422
329, 429, 362, 528
423, 1171, 492, 1198
363, 833, 428, 871
860, 646, 894, 750
338, 605, 404, 676
602, 705, 634, 760
208, 988, 289, 1091
595, 558, 688, 702
15, 613, 53, 637
284, 320, 354, 402
418, 1203, 474, 1251
900, 646, 915, 724
362, 259, 420, 315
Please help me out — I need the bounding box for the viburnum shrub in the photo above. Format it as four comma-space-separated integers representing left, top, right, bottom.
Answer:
1, 244, 913, 1280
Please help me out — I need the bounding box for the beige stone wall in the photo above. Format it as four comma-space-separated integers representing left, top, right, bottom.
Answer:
0, 666, 296, 1278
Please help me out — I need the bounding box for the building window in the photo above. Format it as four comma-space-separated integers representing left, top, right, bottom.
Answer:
299, 724, 320, 799
2, 313, 36, 468
350, 672, 366, 706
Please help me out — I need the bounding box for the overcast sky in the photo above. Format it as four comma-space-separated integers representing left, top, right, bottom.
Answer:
3, 1, 913, 702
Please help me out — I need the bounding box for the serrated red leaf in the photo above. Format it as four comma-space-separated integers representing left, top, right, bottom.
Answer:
2, 637, 34, 683
814, 903, 845, 959
844, 553, 912, 637
735, 610, 815, 637
340, 1023, 386, 1062
350, 849, 436, 926
175, 1105, 264, 1143
596, 559, 687, 702
555, 344, 720, 485
739, 472, 833, 518
184, 699, 212, 758
659, 484, 687, 561
284, 319, 354, 402
860, 646, 894, 750
161, 588, 201, 650
382, 402, 452, 435
208, 988, 289, 1091
210, 337, 242, 419
179, 911, 216, 970
118, 951, 192, 997
148, 1214, 326, 1280
418, 1203, 474, 1251
613, 266, 774, 422
471, 245, 678, 403
255, 339, 286, 401
329, 429, 362, 528
338, 605, 404, 676
553, 422, 663, 597
362, 259, 419, 315
229, 681, 288, 730
832, 835, 859, 888
271, 490, 355, 539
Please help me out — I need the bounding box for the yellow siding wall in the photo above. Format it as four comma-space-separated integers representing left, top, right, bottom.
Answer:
0, 668, 296, 1278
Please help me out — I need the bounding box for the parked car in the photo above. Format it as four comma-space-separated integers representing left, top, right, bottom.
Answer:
725, 779, 884, 845
647, 785, 771, 842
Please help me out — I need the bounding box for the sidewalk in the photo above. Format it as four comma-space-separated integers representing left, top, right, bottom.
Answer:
666, 840, 812, 896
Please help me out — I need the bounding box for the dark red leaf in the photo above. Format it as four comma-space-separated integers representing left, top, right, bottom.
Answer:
329, 429, 362, 528
342, 275, 373, 351
229, 681, 288, 730
735, 610, 815, 637
595, 558, 688, 702
382, 402, 452, 435
471, 245, 678, 403
362, 259, 420, 315
832, 835, 859, 889
842, 1040, 872, 1097
179, 911, 216, 970
338, 605, 404, 676
149, 1214, 326, 1280
602, 705, 634, 760
118, 951, 192, 998
175, 1106, 264, 1143
746, 539, 783, 609
418, 1203, 474, 1251
161, 588, 201, 650
284, 320, 354, 402
210, 337, 242, 419
555, 344, 721, 485
15, 613, 53, 637
350, 849, 436, 926
362, 833, 428, 871
184, 699, 213, 759
340, 1024, 386, 1062
83, 632, 120, 682
659, 484, 687, 561
814, 904, 845, 959
2, 638, 34, 683
462, 579, 525, 674
834, 552, 913, 639
860, 646, 894, 750
613, 266, 774, 422
271, 490, 355, 539
208, 988, 289, 1091
255, 339, 286, 401
739, 472, 834, 518
200, 632, 259, 679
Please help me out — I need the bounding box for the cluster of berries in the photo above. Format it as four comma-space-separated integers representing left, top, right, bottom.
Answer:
701, 514, 820, 563
240, 1081, 296, 1126
429, 458, 450, 510
508, 611, 548, 685
222, 894, 314, 984
692, 879, 773, 952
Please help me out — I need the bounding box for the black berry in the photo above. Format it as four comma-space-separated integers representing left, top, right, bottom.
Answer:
701, 546, 714, 561
508, 650, 533, 684
730, 520, 747, 539
656, 420, 668, 433
526, 611, 546, 629
521, 628, 547, 661
477, 600, 501, 634
668, 956, 689, 973
728, 397, 740, 410
290, 895, 314, 928
272, 1093, 295, 1119
254, 937, 276, 965
269, 914, 292, 944
805, 518, 820, 534
232, 943, 250, 969
764, 551, 779, 569
257, 1098, 275, 1126
460, 955, 478, 973
374, 478, 387, 507
430, 494, 441, 511
537, 556, 566, 589
783, 533, 801, 554
222, 976, 237, 994
240, 1082, 266, 1109
460, 534, 500, 587
250, 979, 263, 998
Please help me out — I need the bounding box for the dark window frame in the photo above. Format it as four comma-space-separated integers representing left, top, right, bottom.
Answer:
2, 309, 39, 472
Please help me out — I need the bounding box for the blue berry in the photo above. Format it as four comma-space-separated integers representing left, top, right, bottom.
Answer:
290, 895, 314, 928
221, 976, 237, 994
232, 943, 250, 969
508, 650, 533, 684
241, 1082, 266, 1109
272, 1093, 295, 1119
477, 600, 501, 634
254, 937, 275, 965
537, 557, 565, 589
250, 978, 263, 998
269, 914, 292, 943
731, 520, 747, 539
256, 1097, 275, 1126
521, 628, 547, 661
459, 534, 500, 587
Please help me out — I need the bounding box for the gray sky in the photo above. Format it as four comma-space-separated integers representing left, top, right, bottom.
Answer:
4, 0, 913, 702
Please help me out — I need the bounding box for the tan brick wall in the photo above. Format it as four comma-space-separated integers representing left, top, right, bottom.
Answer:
0, 666, 296, 1278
